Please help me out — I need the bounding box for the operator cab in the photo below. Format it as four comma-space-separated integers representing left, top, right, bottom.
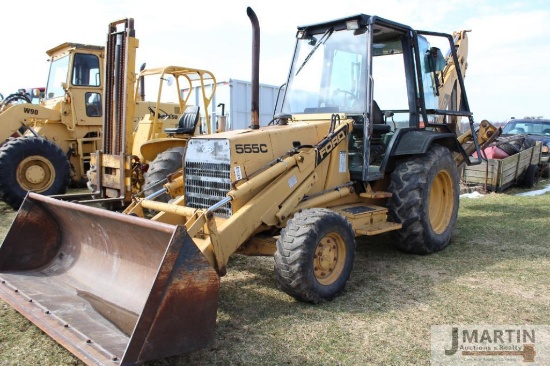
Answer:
280, 14, 470, 181
45, 43, 104, 121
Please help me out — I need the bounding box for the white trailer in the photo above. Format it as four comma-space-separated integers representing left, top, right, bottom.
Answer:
184, 78, 282, 133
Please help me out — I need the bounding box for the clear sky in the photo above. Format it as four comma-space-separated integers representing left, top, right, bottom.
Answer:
1, 0, 548, 122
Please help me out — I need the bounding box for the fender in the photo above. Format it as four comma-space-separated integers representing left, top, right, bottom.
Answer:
140, 138, 188, 163
381, 127, 462, 171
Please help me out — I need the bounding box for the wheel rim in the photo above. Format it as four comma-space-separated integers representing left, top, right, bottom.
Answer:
313, 232, 346, 286
429, 169, 454, 234
16, 155, 56, 192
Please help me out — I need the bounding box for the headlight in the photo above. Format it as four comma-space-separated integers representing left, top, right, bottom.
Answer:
543, 145, 549, 154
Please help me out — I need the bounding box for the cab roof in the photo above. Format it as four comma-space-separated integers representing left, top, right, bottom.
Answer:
46, 42, 104, 57
296, 14, 413, 36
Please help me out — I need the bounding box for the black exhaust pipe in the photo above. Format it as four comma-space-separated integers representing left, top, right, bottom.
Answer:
247, 7, 260, 129
139, 62, 146, 101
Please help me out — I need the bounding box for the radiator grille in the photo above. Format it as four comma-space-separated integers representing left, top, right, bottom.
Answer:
185, 161, 232, 217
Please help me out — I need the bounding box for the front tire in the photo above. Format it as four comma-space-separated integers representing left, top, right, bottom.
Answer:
274, 208, 355, 303
388, 144, 459, 254
0, 137, 70, 209
143, 147, 185, 202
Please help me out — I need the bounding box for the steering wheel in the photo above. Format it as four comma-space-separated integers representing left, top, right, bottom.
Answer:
332, 89, 358, 109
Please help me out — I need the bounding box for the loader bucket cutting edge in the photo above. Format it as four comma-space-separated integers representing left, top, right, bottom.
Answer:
0, 192, 220, 365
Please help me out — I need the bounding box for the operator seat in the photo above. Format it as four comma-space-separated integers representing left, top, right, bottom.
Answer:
164, 106, 200, 135
351, 100, 391, 134
372, 101, 391, 134
349, 100, 390, 182
372, 100, 384, 124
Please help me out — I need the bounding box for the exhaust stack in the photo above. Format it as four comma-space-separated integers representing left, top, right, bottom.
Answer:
139, 62, 146, 101
247, 7, 260, 129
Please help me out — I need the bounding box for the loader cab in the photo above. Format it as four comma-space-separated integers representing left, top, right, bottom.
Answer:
281, 15, 471, 181
44, 43, 104, 124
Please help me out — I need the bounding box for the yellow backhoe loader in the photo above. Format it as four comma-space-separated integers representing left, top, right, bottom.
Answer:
0, 9, 499, 365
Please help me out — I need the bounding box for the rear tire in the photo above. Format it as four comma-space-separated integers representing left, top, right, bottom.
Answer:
143, 147, 185, 202
522, 164, 538, 188
0, 137, 70, 209
388, 144, 460, 254
274, 208, 355, 303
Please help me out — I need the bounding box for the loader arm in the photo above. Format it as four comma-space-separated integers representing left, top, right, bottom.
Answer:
137, 118, 352, 275
0, 103, 61, 142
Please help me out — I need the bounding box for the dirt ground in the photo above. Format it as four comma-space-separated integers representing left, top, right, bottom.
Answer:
0, 201, 16, 239
0, 187, 549, 365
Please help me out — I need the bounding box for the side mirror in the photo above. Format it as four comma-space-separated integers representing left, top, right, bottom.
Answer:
424, 47, 446, 96
424, 47, 446, 73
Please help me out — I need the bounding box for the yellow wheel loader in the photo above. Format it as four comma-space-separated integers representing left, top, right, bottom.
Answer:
0, 42, 105, 209
0, 8, 499, 365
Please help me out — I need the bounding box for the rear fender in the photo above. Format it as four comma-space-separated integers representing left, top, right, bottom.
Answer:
139, 138, 188, 163
381, 128, 459, 171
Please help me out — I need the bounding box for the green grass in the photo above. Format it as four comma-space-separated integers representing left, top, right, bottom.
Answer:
0, 183, 549, 365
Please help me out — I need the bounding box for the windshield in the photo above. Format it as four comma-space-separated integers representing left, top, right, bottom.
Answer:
46, 54, 69, 99
282, 28, 368, 115
502, 120, 550, 136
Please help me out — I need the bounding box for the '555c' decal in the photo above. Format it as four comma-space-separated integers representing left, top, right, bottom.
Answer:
235, 143, 268, 154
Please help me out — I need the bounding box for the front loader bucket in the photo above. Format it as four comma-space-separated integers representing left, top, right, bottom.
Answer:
0, 192, 220, 365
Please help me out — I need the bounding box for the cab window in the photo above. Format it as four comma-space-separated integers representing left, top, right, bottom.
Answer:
72, 54, 100, 87
85, 92, 102, 117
